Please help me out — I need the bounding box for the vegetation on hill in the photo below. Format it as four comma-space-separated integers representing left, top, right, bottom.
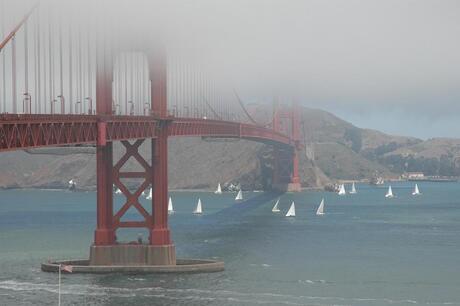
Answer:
0, 106, 458, 190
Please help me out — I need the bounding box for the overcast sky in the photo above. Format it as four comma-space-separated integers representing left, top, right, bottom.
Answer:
5, 0, 460, 139
150, 0, 460, 139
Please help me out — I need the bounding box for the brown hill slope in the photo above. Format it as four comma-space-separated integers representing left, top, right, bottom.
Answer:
0, 107, 456, 190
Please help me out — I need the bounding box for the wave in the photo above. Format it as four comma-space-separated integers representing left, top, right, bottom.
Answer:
0, 280, 454, 305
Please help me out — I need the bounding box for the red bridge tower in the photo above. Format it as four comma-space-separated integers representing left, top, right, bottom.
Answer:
272, 102, 302, 192
90, 45, 176, 266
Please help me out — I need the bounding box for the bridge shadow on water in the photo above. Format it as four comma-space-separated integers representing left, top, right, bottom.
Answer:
204, 191, 284, 222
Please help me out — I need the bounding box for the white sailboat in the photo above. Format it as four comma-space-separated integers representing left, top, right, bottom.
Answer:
68, 179, 76, 191
193, 198, 203, 214
316, 198, 325, 216
338, 184, 346, 195
285, 201, 296, 217
115, 188, 122, 194
168, 197, 174, 213
272, 198, 280, 212
235, 189, 243, 201
146, 188, 152, 200
214, 183, 222, 194
412, 184, 421, 196
385, 185, 394, 198
349, 182, 357, 194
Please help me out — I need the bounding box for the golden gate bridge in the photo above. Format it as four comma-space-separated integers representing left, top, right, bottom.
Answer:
0, 1, 301, 270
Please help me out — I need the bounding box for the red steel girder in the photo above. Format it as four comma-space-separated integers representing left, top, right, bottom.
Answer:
0, 114, 159, 151
0, 115, 295, 152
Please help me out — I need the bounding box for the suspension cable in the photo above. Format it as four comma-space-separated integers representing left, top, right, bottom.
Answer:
0, 2, 38, 52
233, 89, 272, 126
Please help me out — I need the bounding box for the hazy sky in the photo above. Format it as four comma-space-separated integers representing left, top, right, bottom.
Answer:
5, 0, 460, 139
148, 0, 460, 139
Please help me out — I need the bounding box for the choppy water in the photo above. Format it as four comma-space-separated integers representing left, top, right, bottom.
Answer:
0, 182, 460, 305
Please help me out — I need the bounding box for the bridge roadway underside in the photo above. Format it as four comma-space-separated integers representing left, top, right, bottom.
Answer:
0, 114, 293, 152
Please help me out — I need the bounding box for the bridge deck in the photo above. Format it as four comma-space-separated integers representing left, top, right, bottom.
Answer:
0, 114, 293, 152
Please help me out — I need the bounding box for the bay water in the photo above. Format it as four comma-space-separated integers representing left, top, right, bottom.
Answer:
0, 181, 459, 305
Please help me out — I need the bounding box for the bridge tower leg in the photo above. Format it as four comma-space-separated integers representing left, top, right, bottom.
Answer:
289, 101, 302, 192
93, 39, 115, 246
90, 36, 117, 264
148, 49, 176, 265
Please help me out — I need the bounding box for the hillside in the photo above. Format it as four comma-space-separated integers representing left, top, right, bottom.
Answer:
0, 106, 457, 190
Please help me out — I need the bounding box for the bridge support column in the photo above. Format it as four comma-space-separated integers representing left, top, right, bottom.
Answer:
287, 148, 302, 192
272, 146, 300, 192
148, 128, 176, 265
271, 101, 302, 192
146, 47, 176, 265
94, 141, 115, 245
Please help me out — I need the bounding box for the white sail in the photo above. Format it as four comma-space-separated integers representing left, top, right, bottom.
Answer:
338, 184, 346, 195
146, 188, 152, 200
235, 189, 243, 201
412, 184, 421, 195
68, 179, 74, 185
385, 185, 394, 198
316, 198, 325, 215
193, 198, 202, 214
115, 188, 122, 194
272, 198, 280, 212
350, 182, 357, 194
168, 197, 174, 213
285, 201, 296, 217
215, 183, 222, 194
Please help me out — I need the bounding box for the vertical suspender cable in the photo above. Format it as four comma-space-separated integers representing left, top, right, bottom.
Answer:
178, 60, 181, 116
174, 59, 178, 116
48, 14, 53, 114
34, 13, 38, 113
82, 28, 86, 113
43, 15, 47, 114
124, 53, 128, 115
183, 61, 187, 117
118, 57, 122, 115
24, 21, 29, 113
130, 53, 133, 114
185, 63, 188, 116
68, 23, 73, 114
136, 53, 139, 114
1, 0, 5, 113
12, 35, 17, 113
59, 16, 63, 113
78, 27, 82, 113
36, 7, 41, 113
87, 27, 92, 114
141, 55, 145, 114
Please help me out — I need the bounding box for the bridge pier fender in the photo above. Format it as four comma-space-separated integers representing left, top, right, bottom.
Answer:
89, 244, 175, 266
